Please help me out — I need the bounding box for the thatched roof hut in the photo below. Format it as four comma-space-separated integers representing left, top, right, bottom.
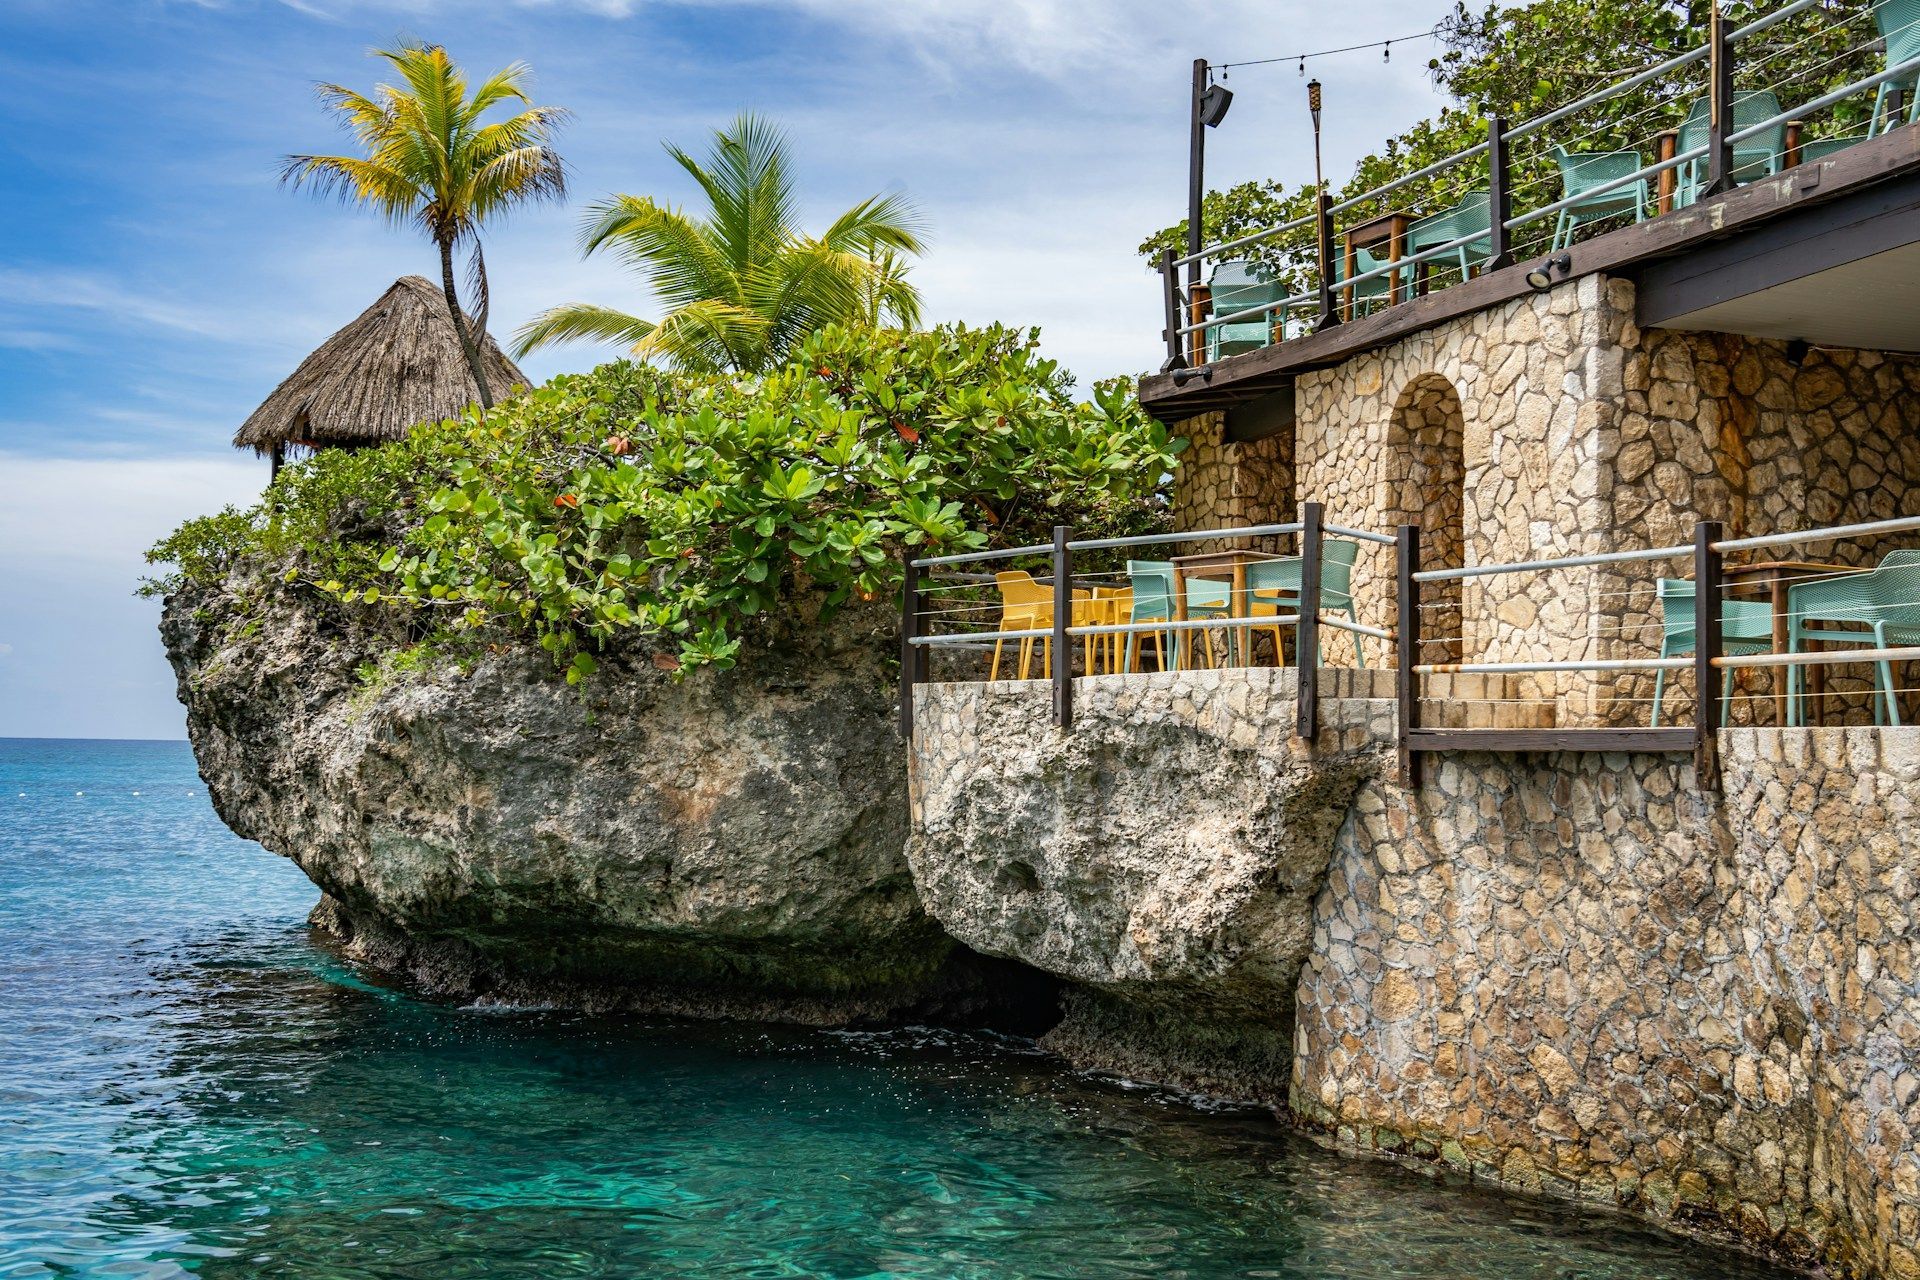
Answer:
234, 275, 527, 464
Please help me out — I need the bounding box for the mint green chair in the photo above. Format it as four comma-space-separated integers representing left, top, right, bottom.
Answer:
1332, 246, 1399, 318
1124, 560, 1178, 672
1124, 560, 1233, 670
1786, 551, 1920, 726
1650, 579, 1775, 726
1242, 541, 1369, 667
1873, 0, 1920, 136
1677, 91, 1785, 205
1205, 261, 1283, 362
1549, 144, 1649, 248
1799, 135, 1866, 163
1406, 190, 1492, 282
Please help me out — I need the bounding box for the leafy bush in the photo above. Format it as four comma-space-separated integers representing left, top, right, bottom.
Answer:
149, 322, 1184, 679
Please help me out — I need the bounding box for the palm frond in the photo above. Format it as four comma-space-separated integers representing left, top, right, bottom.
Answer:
512, 303, 658, 357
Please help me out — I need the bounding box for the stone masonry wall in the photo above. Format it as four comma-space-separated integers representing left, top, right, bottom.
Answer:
1171, 274, 1920, 727
1292, 729, 1920, 1278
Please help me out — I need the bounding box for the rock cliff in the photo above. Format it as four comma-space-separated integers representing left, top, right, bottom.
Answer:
161, 578, 974, 1022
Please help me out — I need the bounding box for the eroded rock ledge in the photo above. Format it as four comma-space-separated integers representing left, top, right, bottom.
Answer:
162, 580, 976, 1023
906, 667, 1394, 1104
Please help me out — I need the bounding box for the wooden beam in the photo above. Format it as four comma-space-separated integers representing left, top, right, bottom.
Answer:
1407, 728, 1696, 753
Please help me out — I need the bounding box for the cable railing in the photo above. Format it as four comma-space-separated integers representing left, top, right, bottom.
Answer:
898, 505, 1398, 742
900, 506, 1920, 791
1394, 512, 1920, 784
1158, 0, 1918, 372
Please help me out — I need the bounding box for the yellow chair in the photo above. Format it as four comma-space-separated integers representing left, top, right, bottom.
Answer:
989, 571, 1092, 681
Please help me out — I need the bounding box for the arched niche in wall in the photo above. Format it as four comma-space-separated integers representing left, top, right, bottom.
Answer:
1382, 373, 1467, 663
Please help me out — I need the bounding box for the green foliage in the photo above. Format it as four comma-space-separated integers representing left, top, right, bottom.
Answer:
515, 113, 925, 374
149, 323, 1184, 679
1140, 1, 1883, 282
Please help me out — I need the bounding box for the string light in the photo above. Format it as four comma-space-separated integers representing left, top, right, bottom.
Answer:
1216, 27, 1443, 75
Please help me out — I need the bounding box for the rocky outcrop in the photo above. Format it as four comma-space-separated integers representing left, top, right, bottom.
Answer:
906, 667, 1394, 1103
161, 579, 981, 1022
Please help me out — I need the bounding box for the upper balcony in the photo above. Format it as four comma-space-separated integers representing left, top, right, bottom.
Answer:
1139, 0, 1920, 425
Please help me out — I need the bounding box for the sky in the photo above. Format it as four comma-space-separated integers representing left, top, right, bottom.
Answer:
0, 0, 1447, 740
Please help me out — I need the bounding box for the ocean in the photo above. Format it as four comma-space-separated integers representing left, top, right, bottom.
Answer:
0, 737, 1795, 1278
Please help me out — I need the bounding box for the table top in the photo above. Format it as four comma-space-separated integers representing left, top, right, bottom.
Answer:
1724, 559, 1853, 575
1344, 211, 1414, 247
1170, 549, 1291, 575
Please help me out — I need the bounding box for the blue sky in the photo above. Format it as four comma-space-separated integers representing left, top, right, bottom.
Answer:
0, 0, 1443, 739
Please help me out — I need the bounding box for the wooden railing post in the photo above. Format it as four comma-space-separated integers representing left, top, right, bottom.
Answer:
1315, 192, 1340, 330
1486, 114, 1514, 269
1655, 129, 1678, 214
1052, 524, 1074, 730
1396, 524, 1422, 787
1297, 502, 1324, 742
1705, 6, 1736, 197
1158, 249, 1186, 370
1694, 520, 1724, 785
1188, 281, 1213, 367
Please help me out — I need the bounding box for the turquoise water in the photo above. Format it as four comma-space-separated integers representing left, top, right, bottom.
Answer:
1, 738, 1798, 1279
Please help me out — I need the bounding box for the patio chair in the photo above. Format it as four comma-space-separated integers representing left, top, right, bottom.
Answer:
1676, 91, 1786, 205
1785, 550, 1920, 725
1241, 541, 1369, 668
1124, 561, 1232, 670
1549, 144, 1649, 248
1406, 190, 1493, 283
1649, 579, 1774, 726
1873, 0, 1920, 136
1797, 135, 1866, 164
1331, 246, 1399, 318
1205, 261, 1285, 362
989, 570, 1090, 682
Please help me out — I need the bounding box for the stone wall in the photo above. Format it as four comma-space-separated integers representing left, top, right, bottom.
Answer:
910, 669, 1920, 1277
1292, 728, 1920, 1279
1167, 274, 1920, 727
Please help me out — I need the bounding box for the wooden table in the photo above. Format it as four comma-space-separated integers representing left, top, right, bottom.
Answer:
1723, 559, 1851, 722
1171, 549, 1291, 667
1342, 211, 1412, 318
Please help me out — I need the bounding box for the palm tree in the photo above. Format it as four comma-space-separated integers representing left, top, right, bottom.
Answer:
282, 42, 568, 409
513, 113, 923, 374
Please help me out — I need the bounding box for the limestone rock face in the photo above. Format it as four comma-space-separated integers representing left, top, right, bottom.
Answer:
161, 581, 960, 1021
907, 668, 1393, 1101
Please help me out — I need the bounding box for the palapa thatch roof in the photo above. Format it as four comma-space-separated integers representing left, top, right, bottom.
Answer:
233, 275, 527, 456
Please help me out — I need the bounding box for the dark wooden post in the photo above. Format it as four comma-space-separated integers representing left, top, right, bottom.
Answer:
269, 441, 286, 481
898, 550, 924, 741
1705, 8, 1736, 197
1315, 192, 1340, 329
1784, 119, 1804, 169
1694, 520, 1724, 784
1655, 130, 1679, 214
1159, 249, 1185, 370
1052, 525, 1073, 729
1297, 502, 1324, 742
1486, 114, 1514, 269
1396, 524, 1422, 787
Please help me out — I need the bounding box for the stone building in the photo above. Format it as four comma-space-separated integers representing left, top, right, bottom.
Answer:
1143, 132, 1920, 727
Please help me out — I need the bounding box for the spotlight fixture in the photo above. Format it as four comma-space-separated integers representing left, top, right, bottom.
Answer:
1525, 252, 1573, 291
1785, 338, 1812, 367
1198, 81, 1234, 128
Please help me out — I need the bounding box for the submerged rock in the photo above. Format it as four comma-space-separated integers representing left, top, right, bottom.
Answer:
161, 582, 973, 1022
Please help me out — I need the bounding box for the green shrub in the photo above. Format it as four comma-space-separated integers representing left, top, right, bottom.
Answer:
149, 322, 1184, 678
